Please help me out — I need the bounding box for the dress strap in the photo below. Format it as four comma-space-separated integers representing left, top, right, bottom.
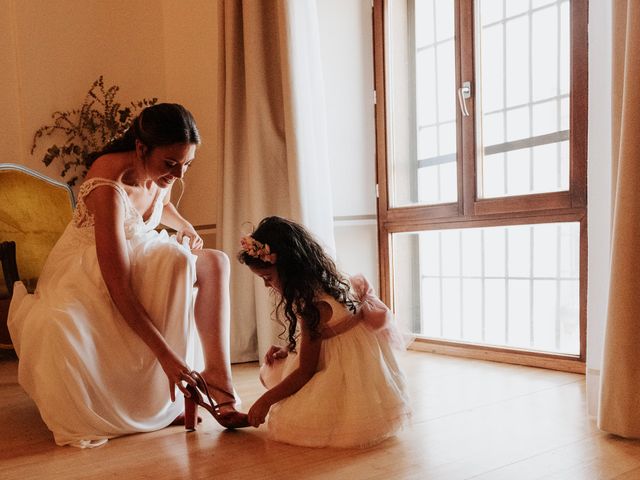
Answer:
72, 178, 131, 228
77, 177, 129, 205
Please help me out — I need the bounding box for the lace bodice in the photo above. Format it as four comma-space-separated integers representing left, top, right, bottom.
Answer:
72, 178, 166, 237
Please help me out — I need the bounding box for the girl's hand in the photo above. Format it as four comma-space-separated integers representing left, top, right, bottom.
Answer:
248, 397, 272, 427
177, 225, 203, 250
264, 345, 289, 365
157, 348, 197, 402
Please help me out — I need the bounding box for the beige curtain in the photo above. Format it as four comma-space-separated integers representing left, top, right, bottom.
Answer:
216, 0, 334, 363
598, 0, 640, 438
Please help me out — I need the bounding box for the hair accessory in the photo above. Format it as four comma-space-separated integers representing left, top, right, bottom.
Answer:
240, 221, 255, 236
240, 235, 277, 264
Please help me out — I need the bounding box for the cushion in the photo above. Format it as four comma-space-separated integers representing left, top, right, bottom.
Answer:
0, 164, 75, 296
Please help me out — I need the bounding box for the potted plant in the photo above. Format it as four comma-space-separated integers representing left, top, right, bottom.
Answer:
31, 76, 157, 186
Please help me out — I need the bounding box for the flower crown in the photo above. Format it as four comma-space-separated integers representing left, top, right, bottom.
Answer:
240, 235, 277, 264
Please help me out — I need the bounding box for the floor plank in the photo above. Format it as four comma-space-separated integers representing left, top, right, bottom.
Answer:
1, 350, 639, 479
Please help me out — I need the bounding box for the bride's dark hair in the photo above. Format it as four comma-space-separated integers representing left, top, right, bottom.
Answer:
87, 103, 200, 166
238, 216, 356, 351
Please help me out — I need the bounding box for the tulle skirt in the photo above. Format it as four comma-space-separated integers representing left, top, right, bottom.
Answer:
261, 322, 411, 448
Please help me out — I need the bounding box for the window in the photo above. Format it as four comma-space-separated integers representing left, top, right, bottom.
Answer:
374, 0, 587, 371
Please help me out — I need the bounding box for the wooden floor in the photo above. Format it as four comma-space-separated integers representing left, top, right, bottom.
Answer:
1, 350, 640, 480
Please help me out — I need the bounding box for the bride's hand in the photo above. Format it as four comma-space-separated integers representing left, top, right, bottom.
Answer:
158, 349, 197, 402
176, 225, 203, 250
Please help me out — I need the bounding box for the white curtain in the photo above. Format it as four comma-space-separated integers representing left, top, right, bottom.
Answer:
217, 0, 335, 363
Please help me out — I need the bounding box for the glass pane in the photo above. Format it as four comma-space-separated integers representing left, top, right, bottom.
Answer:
475, 0, 570, 199
392, 222, 580, 355
386, 0, 458, 207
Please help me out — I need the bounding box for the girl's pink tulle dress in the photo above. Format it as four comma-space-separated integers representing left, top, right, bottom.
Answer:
260, 275, 411, 448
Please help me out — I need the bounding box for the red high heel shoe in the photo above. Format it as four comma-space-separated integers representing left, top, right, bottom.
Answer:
184, 371, 249, 431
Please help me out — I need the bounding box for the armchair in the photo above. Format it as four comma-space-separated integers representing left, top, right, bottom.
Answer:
0, 164, 75, 349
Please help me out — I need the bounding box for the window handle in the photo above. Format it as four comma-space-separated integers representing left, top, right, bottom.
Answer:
458, 81, 471, 117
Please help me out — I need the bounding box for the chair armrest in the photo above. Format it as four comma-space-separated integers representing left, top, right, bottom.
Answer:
0, 241, 20, 297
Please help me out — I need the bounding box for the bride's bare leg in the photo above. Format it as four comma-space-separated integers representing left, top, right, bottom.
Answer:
191, 249, 237, 405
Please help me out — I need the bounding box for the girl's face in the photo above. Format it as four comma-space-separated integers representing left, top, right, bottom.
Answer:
137, 141, 196, 188
250, 265, 282, 293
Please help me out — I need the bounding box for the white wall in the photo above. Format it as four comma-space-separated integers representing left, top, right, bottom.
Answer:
161, 0, 221, 229
0, 0, 167, 177
0, 1, 23, 166
317, 0, 380, 287
0, 0, 219, 231
586, 0, 612, 417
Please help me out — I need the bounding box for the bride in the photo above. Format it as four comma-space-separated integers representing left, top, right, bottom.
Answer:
9, 103, 247, 447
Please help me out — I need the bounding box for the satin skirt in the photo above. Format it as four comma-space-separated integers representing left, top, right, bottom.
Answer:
8, 224, 203, 447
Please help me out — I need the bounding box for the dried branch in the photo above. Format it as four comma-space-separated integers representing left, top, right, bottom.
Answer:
31, 75, 158, 186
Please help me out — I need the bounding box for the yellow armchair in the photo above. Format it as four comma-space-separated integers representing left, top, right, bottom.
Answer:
0, 164, 75, 349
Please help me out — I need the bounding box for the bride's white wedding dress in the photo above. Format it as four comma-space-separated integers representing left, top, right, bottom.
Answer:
8, 178, 203, 448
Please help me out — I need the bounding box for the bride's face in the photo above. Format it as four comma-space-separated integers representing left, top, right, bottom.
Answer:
138, 142, 196, 188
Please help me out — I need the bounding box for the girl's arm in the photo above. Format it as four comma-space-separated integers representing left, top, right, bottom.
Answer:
87, 186, 195, 400
160, 190, 203, 250
247, 303, 330, 427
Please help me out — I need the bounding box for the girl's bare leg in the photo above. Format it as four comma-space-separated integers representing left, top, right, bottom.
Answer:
191, 249, 237, 405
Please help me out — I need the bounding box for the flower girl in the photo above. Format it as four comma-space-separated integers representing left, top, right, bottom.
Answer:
238, 216, 411, 448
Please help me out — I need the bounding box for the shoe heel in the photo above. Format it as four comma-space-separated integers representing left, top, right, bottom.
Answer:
185, 395, 198, 431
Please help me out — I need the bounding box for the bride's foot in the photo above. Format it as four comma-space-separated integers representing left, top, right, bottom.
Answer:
185, 372, 249, 430
199, 374, 240, 410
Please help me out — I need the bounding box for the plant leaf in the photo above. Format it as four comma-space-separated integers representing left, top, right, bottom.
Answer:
32, 75, 160, 182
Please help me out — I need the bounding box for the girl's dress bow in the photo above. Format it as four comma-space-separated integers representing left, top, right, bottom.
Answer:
350, 274, 392, 331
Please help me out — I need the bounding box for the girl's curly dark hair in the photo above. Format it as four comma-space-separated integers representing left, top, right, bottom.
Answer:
238, 216, 356, 351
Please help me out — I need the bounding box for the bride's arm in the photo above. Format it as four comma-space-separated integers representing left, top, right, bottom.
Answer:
86, 186, 196, 401
160, 187, 203, 250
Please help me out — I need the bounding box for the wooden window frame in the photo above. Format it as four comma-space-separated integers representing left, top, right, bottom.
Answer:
373, 0, 588, 372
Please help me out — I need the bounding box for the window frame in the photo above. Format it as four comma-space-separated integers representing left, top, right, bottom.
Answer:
373, 0, 588, 372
